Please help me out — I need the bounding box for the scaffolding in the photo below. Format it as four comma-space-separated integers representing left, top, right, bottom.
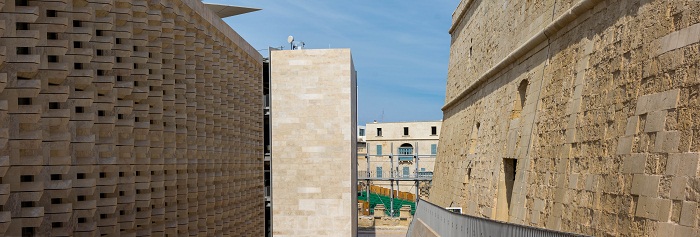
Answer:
359, 142, 435, 217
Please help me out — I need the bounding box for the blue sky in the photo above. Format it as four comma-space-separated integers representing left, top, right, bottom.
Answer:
211, 1, 456, 125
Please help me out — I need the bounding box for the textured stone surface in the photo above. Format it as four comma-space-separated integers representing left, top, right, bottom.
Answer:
271, 49, 357, 237
0, 0, 265, 235
431, 0, 700, 236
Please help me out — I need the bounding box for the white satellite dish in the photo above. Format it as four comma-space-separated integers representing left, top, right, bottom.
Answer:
287, 35, 294, 43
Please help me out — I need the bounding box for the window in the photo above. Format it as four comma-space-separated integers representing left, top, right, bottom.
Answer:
47, 32, 58, 40
46, 10, 57, 17
78, 218, 86, 223
118, 114, 124, 119
16, 22, 29, 30
74, 63, 83, 69
21, 227, 35, 237
20, 175, 34, 182
73, 41, 82, 48
376, 145, 382, 156
431, 126, 437, 135
376, 166, 382, 178
398, 144, 413, 161
376, 128, 382, 136
48, 55, 58, 62
99, 172, 106, 178
97, 70, 105, 76
119, 172, 124, 177
73, 20, 82, 27
49, 102, 60, 109
359, 128, 365, 136
52, 222, 62, 228
496, 158, 518, 221
18, 98, 32, 105
50, 174, 61, 180
16, 47, 30, 55
75, 106, 84, 113
98, 110, 105, 116
116, 57, 122, 63
16, 0, 28, 6
77, 173, 86, 179
99, 193, 106, 198
403, 127, 409, 136
51, 198, 61, 204
116, 76, 123, 81
403, 167, 410, 178
77, 195, 86, 201
96, 30, 103, 36
115, 38, 122, 44
133, 46, 138, 51
96, 49, 104, 56
431, 144, 437, 155
21, 201, 34, 207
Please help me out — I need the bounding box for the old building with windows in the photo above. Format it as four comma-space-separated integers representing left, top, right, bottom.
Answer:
0, 0, 264, 236
361, 121, 441, 196
428, 0, 700, 236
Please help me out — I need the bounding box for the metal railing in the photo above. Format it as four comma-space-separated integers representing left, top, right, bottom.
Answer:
408, 199, 588, 237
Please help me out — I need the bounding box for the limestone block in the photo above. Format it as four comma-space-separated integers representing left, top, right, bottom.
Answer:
644, 110, 667, 133
616, 136, 634, 155
653, 131, 681, 153
624, 116, 639, 136
680, 201, 697, 227
635, 89, 680, 115
622, 153, 647, 174
670, 177, 687, 200
631, 174, 660, 197
666, 153, 700, 176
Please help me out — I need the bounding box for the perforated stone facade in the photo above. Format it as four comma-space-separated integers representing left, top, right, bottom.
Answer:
430, 0, 700, 236
0, 0, 264, 235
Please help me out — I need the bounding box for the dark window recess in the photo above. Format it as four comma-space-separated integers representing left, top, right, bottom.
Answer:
75, 106, 84, 113
119, 191, 125, 196
431, 126, 437, 135
403, 127, 409, 136
16, 0, 28, 6
49, 102, 60, 109
119, 172, 125, 177
377, 128, 382, 136
52, 222, 62, 228
73, 41, 82, 48
16, 47, 30, 55
135, 117, 140, 122
118, 114, 124, 119
74, 63, 83, 69
78, 218, 86, 223
115, 38, 122, 44
47, 32, 58, 40
21, 201, 34, 208
134, 81, 139, 86
77, 173, 86, 179
77, 195, 86, 201
97, 70, 105, 76
73, 20, 82, 27
20, 175, 34, 182
75, 88, 83, 91
99, 172, 106, 178
100, 214, 107, 219
133, 63, 139, 69
116, 76, 123, 81
51, 198, 61, 204
96, 30, 103, 36
98, 110, 105, 116
133, 46, 138, 51
135, 171, 141, 176
17, 77, 30, 80
18, 98, 32, 105
148, 52, 152, 58
96, 49, 104, 56
16, 22, 29, 30
50, 174, 61, 180
99, 193, 106, 198
22, 227, 35, 237
116, 57, 122, 63
48, 55, 58, 63
46, 10, 57, 17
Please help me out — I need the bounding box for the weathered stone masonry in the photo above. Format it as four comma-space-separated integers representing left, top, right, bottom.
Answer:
430, 0, 700, 236
0, 0, 263, 236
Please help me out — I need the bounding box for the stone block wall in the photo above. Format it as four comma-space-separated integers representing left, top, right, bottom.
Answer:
431, 0, 700, 236
0, 0, 264, 235
270, 49, 357, 236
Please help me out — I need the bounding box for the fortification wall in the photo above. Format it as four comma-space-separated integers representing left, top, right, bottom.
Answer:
0, 0, 264, 235
431, 0, 700, 236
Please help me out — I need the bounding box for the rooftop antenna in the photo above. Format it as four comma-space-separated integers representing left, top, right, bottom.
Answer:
287, 35, 294, 50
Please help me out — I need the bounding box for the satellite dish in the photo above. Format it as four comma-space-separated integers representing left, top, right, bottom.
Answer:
287, 35, 294, 43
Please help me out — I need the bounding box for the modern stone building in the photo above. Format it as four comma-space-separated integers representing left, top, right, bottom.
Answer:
270, 49, 357, 236
362, 121, 441, 196
0, 0, 264, 236
430, 0, 700, 236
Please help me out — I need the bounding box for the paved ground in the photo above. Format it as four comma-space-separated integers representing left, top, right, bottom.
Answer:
358, 226, 408, 237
